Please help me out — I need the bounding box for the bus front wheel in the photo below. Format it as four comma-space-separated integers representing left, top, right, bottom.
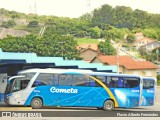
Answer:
31, 98, 43, 109
103, 100, 114, 111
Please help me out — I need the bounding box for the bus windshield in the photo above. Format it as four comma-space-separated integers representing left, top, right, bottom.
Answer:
5, 73, 35, 94
143, 79, 154, 89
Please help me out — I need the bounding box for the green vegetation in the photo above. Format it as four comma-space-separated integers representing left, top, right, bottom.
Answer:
0, 4, 160, 58
1, 20, 16, 28
0, 34, 80, 60
28, 20, 39, 28
98, 39, 116, 55
157, 74, 160, 85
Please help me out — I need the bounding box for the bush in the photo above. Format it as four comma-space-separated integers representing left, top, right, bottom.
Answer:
28, 21, 39, 28
1, 20, 16, 28
157, 74, 160, 85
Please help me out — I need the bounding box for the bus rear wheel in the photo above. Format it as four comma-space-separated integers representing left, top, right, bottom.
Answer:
103, 100, 114, 111
31, 98, 43, 109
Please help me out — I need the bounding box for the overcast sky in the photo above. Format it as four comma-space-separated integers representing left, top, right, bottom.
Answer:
0, 0, 160, 18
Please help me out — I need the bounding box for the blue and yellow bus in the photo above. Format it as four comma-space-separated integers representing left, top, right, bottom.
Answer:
4, 69, 142, 110
141, 77, 156, 106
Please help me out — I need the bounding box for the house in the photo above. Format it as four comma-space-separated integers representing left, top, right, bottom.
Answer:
140, 41, 160, 52
132, 37, 155, 49
132, 32, 155, 49
91, 55, 158, 78
77, 44, 99, 62
79, 48, 100, 62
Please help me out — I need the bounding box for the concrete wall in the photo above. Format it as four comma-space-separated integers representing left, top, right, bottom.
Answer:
0, 73, 7, 93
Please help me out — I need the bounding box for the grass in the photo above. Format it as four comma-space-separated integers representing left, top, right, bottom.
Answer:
75, 37, 99, 45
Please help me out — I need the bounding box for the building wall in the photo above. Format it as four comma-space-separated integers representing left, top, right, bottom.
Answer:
91, 57, 157, 78
0, 73, 7, 93
80, 50, 98, 62
123, 68, 157, 78
143, 42, 160, 51
119, 66, 124, 74
132, 39, 154, 49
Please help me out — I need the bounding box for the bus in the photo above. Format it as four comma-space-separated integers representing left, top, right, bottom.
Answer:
4, 68, 142, 110
141, 77, 156, 106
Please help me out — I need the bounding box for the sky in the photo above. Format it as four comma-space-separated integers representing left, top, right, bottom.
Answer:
0, 0, 160, 18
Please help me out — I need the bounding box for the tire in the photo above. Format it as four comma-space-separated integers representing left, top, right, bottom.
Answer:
31, 98, 43, 109
103, 100, 114, 111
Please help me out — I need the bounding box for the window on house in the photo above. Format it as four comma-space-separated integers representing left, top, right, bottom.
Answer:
146, 71, 152, 77
133, 71, 139, 75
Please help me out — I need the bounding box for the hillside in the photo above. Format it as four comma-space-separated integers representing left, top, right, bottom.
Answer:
0, 5, 160, 62
0, 6, 160, 40
0, 27, 29, 38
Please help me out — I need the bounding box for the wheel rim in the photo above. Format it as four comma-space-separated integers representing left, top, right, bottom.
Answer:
33, 100, 40, 107
106, 102, 112, 109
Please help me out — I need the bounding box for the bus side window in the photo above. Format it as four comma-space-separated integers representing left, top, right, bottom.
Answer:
107, 77, 118, 88
72, 74, 89, 86
95, 76, 106, 87
124, 77, 140, 88
89, 78, 96, 87
124, 81, 129, 88
118, 77, 123, 88
53, 74, 58, 86
58, 74, 72, 86
31, 73, 52, 87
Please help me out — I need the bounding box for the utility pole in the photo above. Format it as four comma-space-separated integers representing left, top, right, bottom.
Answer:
116, 48, 119, 73
116, 43, 121, 73
156, 48, 159, 64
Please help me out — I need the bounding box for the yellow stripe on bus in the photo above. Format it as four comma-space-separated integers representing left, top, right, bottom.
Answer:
89, 75, 119, 107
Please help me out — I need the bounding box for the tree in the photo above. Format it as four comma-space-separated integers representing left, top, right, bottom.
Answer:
126, 33, 135, 43
92, 4, 114, 26
142, 28, 159, 40
11, 14, 20, 20
103, 27, 126, 41
90, 26, 101, 38
28, 20, 39, 28
0, 34, 80, 60
98, 39, 116, 55
1, 20, 16, 28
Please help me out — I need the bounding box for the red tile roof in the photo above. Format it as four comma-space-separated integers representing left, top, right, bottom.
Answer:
122, 61, 157, 69
97, 55, 157, 69
77, 44, 98, 51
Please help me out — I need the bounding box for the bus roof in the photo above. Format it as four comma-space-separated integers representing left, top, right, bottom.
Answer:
18, 68, 141, 78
